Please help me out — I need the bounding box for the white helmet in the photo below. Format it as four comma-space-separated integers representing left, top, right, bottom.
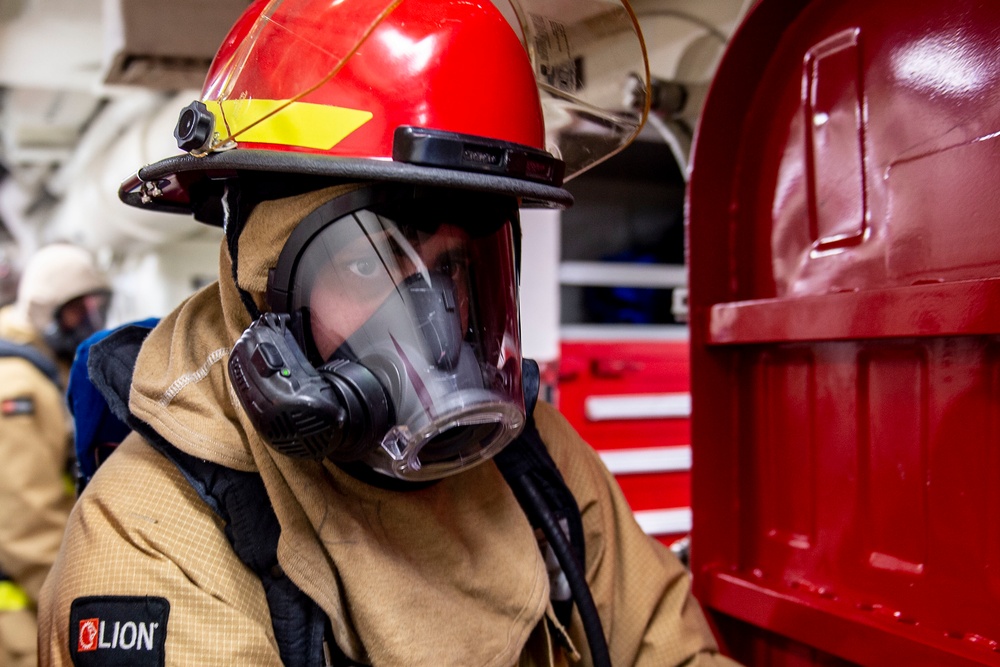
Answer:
15, 243, 111, 357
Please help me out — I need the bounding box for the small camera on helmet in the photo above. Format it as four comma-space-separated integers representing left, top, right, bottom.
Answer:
174, 100, 215, 154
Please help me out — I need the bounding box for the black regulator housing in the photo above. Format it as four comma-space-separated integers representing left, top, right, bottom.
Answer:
228, 312, 392, 461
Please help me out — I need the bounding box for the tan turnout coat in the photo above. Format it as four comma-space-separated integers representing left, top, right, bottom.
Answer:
0, 305, 73, 667
38, 186, 739, 666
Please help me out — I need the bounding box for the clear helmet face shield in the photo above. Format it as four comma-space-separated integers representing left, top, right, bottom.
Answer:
196, 0, 650, 181
276, 190, 524, 480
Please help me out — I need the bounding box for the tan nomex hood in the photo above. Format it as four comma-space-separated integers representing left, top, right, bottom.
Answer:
127, 184, 550, 665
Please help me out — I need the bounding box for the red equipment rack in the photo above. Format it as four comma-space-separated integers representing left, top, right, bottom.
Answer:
559, 334, 692, 546
687, 1, 1000, 665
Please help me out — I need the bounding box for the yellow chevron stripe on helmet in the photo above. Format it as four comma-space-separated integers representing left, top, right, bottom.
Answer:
205, 99, 373, 150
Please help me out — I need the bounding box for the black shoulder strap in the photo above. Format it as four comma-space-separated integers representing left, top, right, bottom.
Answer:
0, 338, 60, 387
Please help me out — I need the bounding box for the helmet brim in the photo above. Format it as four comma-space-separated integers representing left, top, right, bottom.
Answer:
119, 150, 573, 225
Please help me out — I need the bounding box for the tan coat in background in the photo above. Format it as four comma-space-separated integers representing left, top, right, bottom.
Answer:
0, 305, 73, 667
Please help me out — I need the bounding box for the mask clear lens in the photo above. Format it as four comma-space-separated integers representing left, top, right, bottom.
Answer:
283, 190, 525, 480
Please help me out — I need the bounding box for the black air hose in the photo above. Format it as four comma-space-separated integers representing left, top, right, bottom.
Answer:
501, 469, 612, 667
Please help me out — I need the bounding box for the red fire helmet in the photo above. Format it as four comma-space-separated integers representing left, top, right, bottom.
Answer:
119, 0, 649, 221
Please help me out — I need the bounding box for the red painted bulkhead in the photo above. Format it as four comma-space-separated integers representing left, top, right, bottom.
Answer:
688, 1, 1000, 665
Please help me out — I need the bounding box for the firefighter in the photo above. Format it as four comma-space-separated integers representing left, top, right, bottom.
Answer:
0, 243, 110, 667
38, 1, 741, 665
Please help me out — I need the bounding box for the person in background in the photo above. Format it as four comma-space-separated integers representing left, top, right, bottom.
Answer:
38, 1, 742, 665
0, 243, 110, 667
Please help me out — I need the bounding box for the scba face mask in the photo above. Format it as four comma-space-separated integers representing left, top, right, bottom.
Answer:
231, 186, 526, 482
44, 291, 112, 360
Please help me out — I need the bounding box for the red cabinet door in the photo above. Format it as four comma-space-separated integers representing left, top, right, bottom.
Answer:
558, 336, 691, 545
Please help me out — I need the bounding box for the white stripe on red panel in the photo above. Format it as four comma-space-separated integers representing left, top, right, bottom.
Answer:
585, 393, 691, 421
633, 507, 692, 536
597, 445, 691, 474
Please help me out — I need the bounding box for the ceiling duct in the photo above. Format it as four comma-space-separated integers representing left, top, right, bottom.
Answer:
0, 0, 28, 23
0, 88, 103, 166
102, 0, 251, 91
